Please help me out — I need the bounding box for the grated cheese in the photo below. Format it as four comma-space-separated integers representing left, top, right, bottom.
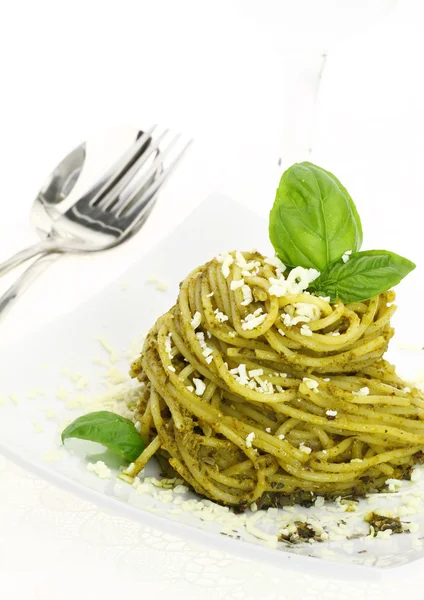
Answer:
294, 303, 320, 322
193, 378, 206, 396
87, 461, 112, 479
240, 284, 253, 306
300, 324, 313, 337
353, 386, 370, 396
216, 252, 234, 278
146, 275, 168, 291
303, 378, 319, 390
241, 309, 267, 331
165, 332, 173, 360
196, 332, 214, 363
214, 309, 229, 323
268, 266, 319, 298
230, 278, 244, 290
299, 442, 312, 455
264, 256, 286, 271
249, 369, 264, 378
191, 311, 202, 329
245, 432, 255, 448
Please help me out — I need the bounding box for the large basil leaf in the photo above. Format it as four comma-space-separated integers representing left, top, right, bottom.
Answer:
309, 250, 416, 303
62, 410, 143, 462
269, 162, 363, 270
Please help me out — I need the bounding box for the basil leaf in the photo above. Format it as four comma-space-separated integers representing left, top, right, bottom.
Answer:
269, 162, 363, 270
61, 410, 143, 462
309, 250, 416, 303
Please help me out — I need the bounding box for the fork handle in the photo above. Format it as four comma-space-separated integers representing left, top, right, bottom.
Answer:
0, 239, 63, 279
0, 253, 60, 318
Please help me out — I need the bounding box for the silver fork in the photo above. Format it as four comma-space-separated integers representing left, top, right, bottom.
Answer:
0, 127, 190, 316
0, 127, 190, 276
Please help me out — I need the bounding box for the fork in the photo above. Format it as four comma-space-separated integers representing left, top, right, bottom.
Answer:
0, 127, 190, 276
0, 127, 190, 314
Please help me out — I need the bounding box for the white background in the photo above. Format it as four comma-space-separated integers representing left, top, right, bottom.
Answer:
1, 1, 424, 598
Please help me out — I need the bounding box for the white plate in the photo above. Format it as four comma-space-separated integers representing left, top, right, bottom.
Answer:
1, 195, 423, 581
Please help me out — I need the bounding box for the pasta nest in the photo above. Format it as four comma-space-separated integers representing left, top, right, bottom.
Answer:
128, 251, 424, 508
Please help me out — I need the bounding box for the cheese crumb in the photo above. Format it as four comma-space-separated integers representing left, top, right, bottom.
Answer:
303, 377, 319, 390
352, 386, 370, 396
214, 309, 229, 323
165, 333, 173, 360
386, 478, 402, 492
249, 369, 264, 378
230, 279, 244, 290
278, 434, 285, 440
300, 324, 313, 337
241, 310, 267, 331
230, 364, 249, 386
206, 291, 214, 298
268, 266, 319, 298
351, 459, 363, 463
299, 442, 312, 455
277, 328, 285, 337
191, 311, 202, 329
245, 432, 255, 448
193, 378, 206, 396
342, 250, 352, 263
146, 275, 168, 291
216, 252, 234, 278
240, 285, 253, 306
315, 496, 325, 508
264, 256, 286, 271
196, 332, 214, 363
265, 427, 271, 433
376, 529, 393, 540
326, 409, 337, 417
87, 461, 112, 479
294, 303, 320, 322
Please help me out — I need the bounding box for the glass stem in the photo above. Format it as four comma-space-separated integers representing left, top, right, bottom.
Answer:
279, 51, 328, 169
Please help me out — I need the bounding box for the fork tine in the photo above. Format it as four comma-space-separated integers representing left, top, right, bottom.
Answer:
111, 133, 185, 217
89, 124, 157, 207
112, 134, 186, 217
96, 128, 169, 212
117, 139, 192, 223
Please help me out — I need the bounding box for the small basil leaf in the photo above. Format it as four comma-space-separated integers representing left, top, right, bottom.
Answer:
61, 410, 143, 462
269, 162, 363, 270
309, 250, 416, 303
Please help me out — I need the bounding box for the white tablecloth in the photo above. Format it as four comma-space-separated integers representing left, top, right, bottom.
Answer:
1, 1, 424, 597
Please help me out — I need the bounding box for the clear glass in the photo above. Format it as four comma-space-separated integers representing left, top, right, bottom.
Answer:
275, 0, 398, 168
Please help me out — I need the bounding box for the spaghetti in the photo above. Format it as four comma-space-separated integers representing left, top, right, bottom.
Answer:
128, 251, 424, 508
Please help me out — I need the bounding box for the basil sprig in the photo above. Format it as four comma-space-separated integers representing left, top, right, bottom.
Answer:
309, 250, 416, 303
62, 410, 144, 462
269, 162, 416, 302
269, 162, 363, 271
